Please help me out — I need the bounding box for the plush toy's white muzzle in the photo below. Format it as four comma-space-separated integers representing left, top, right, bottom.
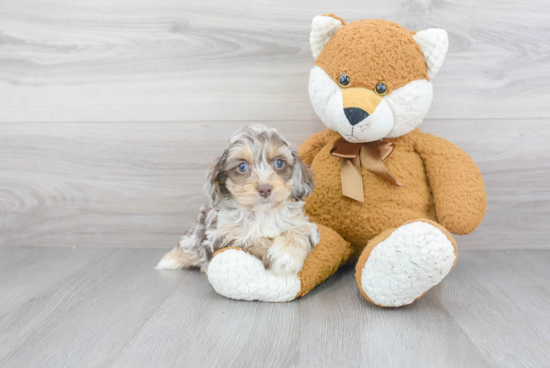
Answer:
309, 66, 437, 143
309, 66, 392, 143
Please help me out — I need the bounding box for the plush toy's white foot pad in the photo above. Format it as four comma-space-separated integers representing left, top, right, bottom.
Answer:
360, 221, 456, 307
207, 248, 301, 302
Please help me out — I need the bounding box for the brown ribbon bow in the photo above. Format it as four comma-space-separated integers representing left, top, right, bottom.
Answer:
330, 137, 403, 202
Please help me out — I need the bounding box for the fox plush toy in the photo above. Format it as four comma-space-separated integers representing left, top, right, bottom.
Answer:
206, 15, 487, 307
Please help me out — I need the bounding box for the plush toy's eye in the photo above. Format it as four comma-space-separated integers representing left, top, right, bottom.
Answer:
338, 74, 350, 87
237, 162, 248, 173
374, 82, 387, 96
274, 159, 285, 169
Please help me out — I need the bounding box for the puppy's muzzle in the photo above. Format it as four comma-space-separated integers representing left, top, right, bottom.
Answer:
257, 184, 273, 198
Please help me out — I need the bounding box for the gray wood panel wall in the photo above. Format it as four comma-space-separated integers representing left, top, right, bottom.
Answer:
1, 0, 549, 249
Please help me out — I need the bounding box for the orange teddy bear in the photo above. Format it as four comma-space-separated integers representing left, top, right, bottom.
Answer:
207, 15, 486, 307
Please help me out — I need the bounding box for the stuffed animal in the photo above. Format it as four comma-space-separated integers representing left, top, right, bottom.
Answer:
207, 15, 487, 307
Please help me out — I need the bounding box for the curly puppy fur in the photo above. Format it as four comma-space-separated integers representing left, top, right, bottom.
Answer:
157, 125, 320, 275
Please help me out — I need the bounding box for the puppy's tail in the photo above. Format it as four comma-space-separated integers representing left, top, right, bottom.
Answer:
156, 245, 201, 270
157, 204, 212, 271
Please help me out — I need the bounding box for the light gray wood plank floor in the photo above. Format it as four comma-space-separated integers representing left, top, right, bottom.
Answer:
0, 247, 548, 368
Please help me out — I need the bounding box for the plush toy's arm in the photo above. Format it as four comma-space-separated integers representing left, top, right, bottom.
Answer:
299, 128, 336, 165
415, 133, 487, 235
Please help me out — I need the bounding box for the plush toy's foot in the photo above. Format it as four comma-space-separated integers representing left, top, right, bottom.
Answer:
356, 220, 457, 308
207, 247, 301, 302
207, 225, 351, 302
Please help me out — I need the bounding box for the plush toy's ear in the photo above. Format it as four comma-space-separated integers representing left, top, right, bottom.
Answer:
413, 29, 449, 79
310, 14, 345, 60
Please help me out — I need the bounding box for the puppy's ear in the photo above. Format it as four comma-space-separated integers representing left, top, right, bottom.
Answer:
291, 152, 315, 201
205, 153, 230, 207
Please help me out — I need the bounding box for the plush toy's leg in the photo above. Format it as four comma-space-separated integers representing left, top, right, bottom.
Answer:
207, 224, 351, 302
355, 219, 457, 308
296, 224, 352, 297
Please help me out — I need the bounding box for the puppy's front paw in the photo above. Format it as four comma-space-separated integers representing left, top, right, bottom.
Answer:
267, 249, 303, 275
207, 247, 301, 302
268, 236, 309, 275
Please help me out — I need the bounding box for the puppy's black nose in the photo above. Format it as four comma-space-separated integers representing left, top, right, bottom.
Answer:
344, 107, 369, 126
257, 184, 273, 198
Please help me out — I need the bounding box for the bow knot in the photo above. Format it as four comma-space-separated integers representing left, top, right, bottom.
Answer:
330, 137, 403, 202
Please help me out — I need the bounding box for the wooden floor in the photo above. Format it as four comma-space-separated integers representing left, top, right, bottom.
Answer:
0, 247, 549, 368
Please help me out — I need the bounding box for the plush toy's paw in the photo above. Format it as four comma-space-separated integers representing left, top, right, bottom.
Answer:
356, 221, 457, 307
207, 247, 301, 302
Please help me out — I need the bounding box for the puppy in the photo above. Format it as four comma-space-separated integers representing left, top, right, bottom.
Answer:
156, 124, 319, 275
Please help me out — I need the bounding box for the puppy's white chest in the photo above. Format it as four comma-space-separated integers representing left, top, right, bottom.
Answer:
249, 213, 289, 238
218, 210, 292, 242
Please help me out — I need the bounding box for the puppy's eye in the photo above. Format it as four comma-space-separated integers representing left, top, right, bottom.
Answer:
274, 159, 285, 169
338, 74, 350, 88
374, 82, 387, 96
237, 162, 248, 173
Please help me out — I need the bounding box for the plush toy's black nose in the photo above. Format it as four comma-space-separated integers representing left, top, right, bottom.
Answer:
344, 107, 369, 126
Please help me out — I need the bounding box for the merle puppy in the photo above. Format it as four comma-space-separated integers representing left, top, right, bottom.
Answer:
156, 125, 319, 275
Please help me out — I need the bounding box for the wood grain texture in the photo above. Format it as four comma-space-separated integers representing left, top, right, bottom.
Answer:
0, 247, 113, 316
0, 248, 184, 367
1, 0, 549, 250
1, 119, 548, 250
0, 0, 549, 122
1, 1, 548, 365
294, 270, 491, 368
0, 120, 321, 248
433, 251, 550, 367
1, 247, 550, 367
